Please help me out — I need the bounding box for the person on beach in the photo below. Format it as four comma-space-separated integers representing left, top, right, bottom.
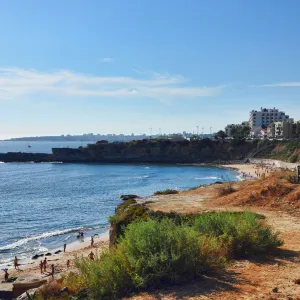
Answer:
88, 251, 95, 260
64, 243, 67, 252
91, 236, 94, 247
3, 269, 9, 282
51, 264, 55, 278
43, 257, 47, 272
14, 256, 19, 270
66, 259, 70, 268
40, 260, 43, 274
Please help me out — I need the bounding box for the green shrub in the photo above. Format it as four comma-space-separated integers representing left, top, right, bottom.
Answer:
286, 173, 298, 184
193, 212, 283, 257
154, 189, 178, 195
120, 219, 217, 288
288, 153, 298, 163
74, 212, 282, 299
115, 198, 137, 214
109, 201, 149, 246
75, 249, 132, 299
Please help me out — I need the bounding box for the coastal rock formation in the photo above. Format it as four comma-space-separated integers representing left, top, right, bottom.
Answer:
2, 138, 300, 164
0, 138, 262, 163
0, 152, 50, 163
120, 194, 140, 200
51, 139, 257, 163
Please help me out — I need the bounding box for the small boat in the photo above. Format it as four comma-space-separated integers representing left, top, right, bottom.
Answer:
28, 144, 31, 148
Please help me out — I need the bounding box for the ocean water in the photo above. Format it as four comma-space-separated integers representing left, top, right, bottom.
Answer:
0, 161, 238, 268
0, 141, 94, 154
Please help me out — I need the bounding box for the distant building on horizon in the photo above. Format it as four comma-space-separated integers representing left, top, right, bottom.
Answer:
267, 121, 300, 139
249, 107, 293, 136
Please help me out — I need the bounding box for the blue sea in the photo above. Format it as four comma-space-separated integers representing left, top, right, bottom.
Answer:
0, 141, 239, 268
0, 140, 93, 154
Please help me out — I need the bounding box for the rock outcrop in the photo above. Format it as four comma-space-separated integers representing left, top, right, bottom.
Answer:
51, 139, 257, 163
0, 139, 258, 163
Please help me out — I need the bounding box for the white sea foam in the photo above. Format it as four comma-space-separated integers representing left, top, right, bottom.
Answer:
195, 176, 220, 180
38, 246, 48, 252
64, 235, 71, 241
0, 227, 82, 251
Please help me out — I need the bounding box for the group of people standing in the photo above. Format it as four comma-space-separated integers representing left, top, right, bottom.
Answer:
39, 257, 55, 278
2, 232, 98, 282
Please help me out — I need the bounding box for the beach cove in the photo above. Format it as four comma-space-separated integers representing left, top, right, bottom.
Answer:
0, 162, 238, 270
3, 161, 300, 299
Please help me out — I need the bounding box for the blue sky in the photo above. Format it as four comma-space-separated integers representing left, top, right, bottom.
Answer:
1, 0, 300, 139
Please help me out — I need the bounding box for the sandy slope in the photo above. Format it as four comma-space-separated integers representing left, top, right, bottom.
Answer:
128, 167, 300, 300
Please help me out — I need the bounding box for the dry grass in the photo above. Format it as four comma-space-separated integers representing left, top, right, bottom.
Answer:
211, 171, 300, 212
284, 185, 300, 205
215, 182, 236, 197
36, 279, 62, 299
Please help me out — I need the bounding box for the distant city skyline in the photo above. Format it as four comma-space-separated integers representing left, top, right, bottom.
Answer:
1, 1, 300, 139
4, 130, 215, 141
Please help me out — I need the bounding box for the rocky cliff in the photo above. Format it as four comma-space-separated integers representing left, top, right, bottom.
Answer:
51, 139, 257, 163
0, 152, 51, 162
0, 139, 259, 163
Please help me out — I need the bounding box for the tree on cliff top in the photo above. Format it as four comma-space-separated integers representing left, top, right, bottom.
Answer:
232, 125, 250, 140
215, 130, 227, 140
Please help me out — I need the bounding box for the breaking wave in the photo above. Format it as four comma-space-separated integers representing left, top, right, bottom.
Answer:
194, 176, 220, 180
0, 225, 105, 251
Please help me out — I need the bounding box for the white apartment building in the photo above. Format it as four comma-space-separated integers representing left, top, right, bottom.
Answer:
249, 108, 293, 135
267, 121, 293, 139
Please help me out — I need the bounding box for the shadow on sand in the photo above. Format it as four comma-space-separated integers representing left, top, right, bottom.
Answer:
125, 248, 299, 299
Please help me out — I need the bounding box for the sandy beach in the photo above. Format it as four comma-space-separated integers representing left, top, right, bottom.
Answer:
5, 231, 109, 282
221, 162, 281, 179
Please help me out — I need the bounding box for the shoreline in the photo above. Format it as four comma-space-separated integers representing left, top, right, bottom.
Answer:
1, 162, 277, 288
6, 231, 110, 282
0, 163, 244, 274
1, 228, 110, 270
2, 162, 299, 299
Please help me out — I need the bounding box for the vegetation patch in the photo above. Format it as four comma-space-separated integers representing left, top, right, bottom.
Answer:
285, 173, 298, 184
55, 211, 282, 299
193, 211, 280, 257
215, 182, 236, 196
154, 189, 179, 195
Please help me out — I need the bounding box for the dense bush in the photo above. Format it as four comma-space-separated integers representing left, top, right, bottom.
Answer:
109, 201, 148, 246
71, 212, 282, 299
286, 173, 298, 184
193, 212, 283, 257
121, 219, 201, 287
154, 189, 179, 195
74, 249, 132, 299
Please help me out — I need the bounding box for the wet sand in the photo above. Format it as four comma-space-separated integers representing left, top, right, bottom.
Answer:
5, 231, 109, 280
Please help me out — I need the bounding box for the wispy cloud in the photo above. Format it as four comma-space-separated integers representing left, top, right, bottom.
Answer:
256, 82, 300, 87
99, 57, 115, 63
0, 67, 224, 100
